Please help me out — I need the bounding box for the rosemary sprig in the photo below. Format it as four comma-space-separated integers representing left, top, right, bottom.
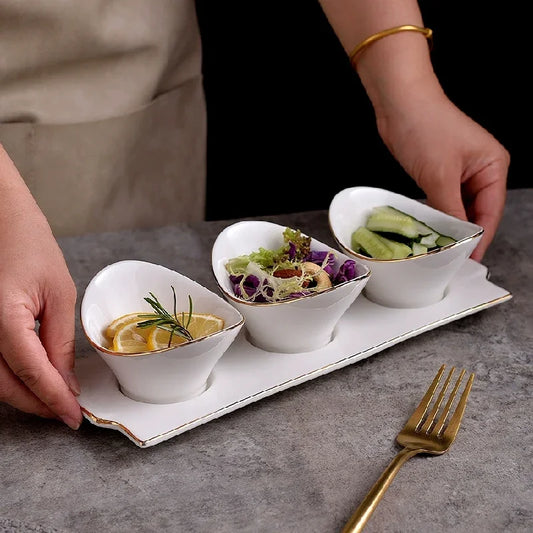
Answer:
136, 286, 194, 346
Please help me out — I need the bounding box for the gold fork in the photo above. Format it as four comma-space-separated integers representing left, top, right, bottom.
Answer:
341, 364, 475, 533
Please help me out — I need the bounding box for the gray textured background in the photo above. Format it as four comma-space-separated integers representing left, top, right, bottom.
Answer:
1, 189, 531, 533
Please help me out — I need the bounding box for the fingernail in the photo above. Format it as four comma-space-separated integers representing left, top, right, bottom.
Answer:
61, 415, 81, 431
67, 371, 81, 396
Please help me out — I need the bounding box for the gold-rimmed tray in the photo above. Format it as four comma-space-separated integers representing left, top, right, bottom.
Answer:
77, 259, 511, 448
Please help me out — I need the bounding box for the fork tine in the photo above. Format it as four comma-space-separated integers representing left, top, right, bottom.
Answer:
420, 366, 456, 434
431, 368, 465, 436
442, 372, 475, 440
404, 364, 446, 431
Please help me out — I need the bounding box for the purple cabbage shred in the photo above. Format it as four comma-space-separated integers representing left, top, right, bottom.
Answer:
333, 260, 358, 285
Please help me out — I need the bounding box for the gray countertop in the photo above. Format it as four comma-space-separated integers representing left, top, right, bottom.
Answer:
1, 189, 531, 533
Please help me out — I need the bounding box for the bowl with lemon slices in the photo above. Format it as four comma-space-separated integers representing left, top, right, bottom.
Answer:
81, 260, 244, 404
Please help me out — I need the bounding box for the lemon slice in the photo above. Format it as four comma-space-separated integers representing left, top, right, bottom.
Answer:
186, 313, 225, 338
105, 312, 147, 340
146, 313, 225, 351
112, 321, 153, 353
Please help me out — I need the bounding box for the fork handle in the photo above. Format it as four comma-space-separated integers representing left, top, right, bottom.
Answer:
341, 447, 421, 533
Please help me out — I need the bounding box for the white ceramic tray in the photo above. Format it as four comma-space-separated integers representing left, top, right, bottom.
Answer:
77, 260, 511, 448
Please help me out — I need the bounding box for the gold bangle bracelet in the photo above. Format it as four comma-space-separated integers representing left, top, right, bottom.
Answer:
349, 25, 433, 67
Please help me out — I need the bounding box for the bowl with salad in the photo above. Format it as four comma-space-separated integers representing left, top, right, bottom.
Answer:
328, 186, 484, 308
211, 221, 371, 353
81, 260, 244, 404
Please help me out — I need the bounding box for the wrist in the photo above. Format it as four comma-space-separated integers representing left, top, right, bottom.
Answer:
355, 30, 443, 117
0, 144, 48, 228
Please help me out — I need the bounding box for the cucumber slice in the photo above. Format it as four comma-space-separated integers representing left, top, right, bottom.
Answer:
365, 206, 420, 239
436, 234, 456, 247
380, 234, 412, 259
367, 205, 457, 249
412, 242, 428, 256
351, 226, 411, 259
419, 232, 439, 248
352, 227, 393, 259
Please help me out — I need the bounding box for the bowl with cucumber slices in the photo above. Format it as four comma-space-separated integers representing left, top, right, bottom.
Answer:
328, 186, 484, 308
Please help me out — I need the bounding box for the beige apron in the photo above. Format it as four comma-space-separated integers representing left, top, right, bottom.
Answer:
0, 0, 206, 237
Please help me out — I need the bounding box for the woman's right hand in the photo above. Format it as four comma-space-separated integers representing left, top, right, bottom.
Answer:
0, 144, 82, 429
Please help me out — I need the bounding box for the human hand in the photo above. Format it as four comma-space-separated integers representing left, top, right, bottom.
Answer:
374, 87, 510, 262
0, 147, 82, 429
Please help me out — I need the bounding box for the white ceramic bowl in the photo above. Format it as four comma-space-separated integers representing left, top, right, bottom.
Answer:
211, 220, 370, 353
81, 260, 244, 404
328, 186, 484, 308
